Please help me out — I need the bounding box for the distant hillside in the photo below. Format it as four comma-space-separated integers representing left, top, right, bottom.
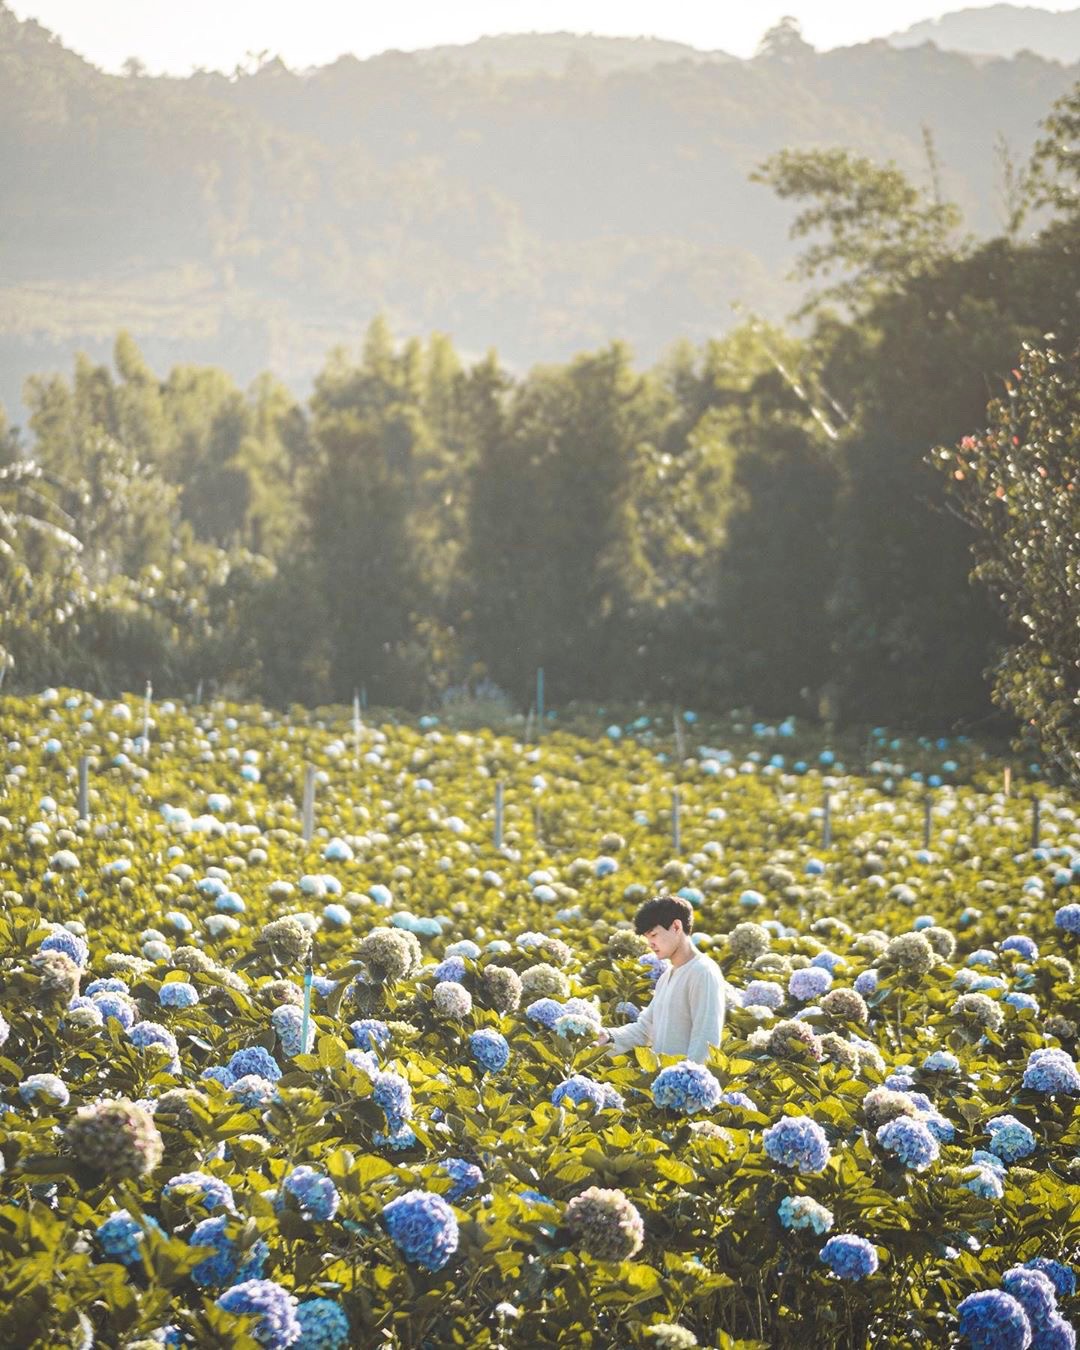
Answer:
413, 31, 735, 75
889, 4, 1080, 61
0, 3, 1077, 420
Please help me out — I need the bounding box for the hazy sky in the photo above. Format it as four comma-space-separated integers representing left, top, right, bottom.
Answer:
9, 0, 1071, 74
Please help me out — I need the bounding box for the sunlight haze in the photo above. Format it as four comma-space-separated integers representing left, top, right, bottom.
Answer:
8, 0, 1071, 74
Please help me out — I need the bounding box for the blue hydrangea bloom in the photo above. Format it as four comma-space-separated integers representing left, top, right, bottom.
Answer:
86, 977, 128, 996
525, 998, 564, 1029
159, 982, 199, 1009
230, 1074, 277, 1109
744, 980, 785, 1009
1054, 905, 1080, 934
271, 1004, 314, 1057
920, 1110, 956, 1145
372, 1070, 413, 1123
1033, 1315, 1077, 1350
432, 956, 466, 984
1002, 936, 1039, 961
130, 1021, 179, 1057
468, 1028, 510, 1074
853, 971, 879, 998
963, 1166, 1004, 1200
876, 1117, 940, 1171
1025, 1259, 1077, 1299
613, 1000, 640, 1021
1024, 1049, 1080, 1094
382, 1191, 459, 1271
819, 1234, 878, 1280
373, 1120, 418, 1150
555, 1013, 598, 1039
93, 992, 136, 1029
721, 1090, 758, 1111
216, 1279, 300, 1348
97, 1209, 164, 1265
967, 949, 998, 967
957, 1291, 1032, 1350
651, 1061, 722, 1114
922, 1050, 960, 1073
440, 1157, 484, 1203
762, 1116, 831, 1174
1004, 992, 1040, 1014
1002, 1266, 1057, 1330
971, 1149, 1007, 1176
279, 1166, 339, 1222
201, 1064, 237, 1089
228, 1046, 282, 1083
777, 1195, 833, 1234
349, 1020, 390, 1053
788, 967, 833, 1002
189, 1215, 269, 1288
163, 1171, 234, 1211
884, 1072, 917, 1092
39, 931, 89, 967
18, 1073, 69, 1107
551, 1074, 623, 1112
295, 1298, 350, 1350
986, 1115, 1037, 1163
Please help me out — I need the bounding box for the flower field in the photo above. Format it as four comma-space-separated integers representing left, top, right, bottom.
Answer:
1, 689, 1080, 1348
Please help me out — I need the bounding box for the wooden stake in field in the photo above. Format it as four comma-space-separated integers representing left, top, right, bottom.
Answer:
672, 787, 681, 854
534, 802, 543, 846
353, 690, 362, 774
301, 765, 316, 842
1003, 765, 1012, 797
494, 781, 505, 849
673, 712, 686, 761
77, 755, 89, 821
923, 795, 932, 849
1032, 796, 1041, 851
822, 792, 832, 849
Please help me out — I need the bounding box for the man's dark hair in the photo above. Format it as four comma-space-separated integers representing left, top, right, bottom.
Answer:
633, 894, 694, 936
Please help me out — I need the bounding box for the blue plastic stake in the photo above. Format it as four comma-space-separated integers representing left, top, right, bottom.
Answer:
300, 955, 313, 1057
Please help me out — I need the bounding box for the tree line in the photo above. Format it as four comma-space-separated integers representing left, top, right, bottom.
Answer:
5, 78, 1080, 750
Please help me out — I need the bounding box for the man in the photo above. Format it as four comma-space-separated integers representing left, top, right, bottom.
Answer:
596, 894, 726, 1064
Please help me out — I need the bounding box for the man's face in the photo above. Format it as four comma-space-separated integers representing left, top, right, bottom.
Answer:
644, 922, 682, 960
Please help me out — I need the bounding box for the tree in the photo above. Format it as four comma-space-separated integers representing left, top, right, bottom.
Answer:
931, 343, 1080, 782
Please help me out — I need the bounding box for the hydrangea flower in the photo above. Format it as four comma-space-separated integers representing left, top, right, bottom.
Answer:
1024, 1258, 1077, 1299
1054, 904, 1080, 934
432, 981, 472, 1019
432, 956, 466, 984
372, 1070, 413, 1124
1001, 1266, 1057, 1331
875, 1117, 939, 1171
163, 1171, 234, 1211
744, 980, 785, 1010
96, 1209, 164, 1266
295, 1298, 350, 1349
525, 998, 564, 1029
159, 982, 199, 1010
986, 1115, 1037, 1163
92, 991, 137, 1029
788, 968, 833, 1002
271, 1004, 314, 1057
651, 1062, 722, 1115
962, 1166, 1004, 1200
922, 1050, 960, 1073
564, 1186, 644, 1261
469, 1028, 510, 1074
349, 1020, 390, 1054
230, 1075, 277, 1109
64, 1099, 163, 1177
853, 970, 879, 998
382, 1191, 459, 1271
1023, 1048, 1080, 1095
228, 1046, 282, 1084
552, 1075, 623, 1112
190, 1215, 269, 1288
1005, 992, 1040, 1014
201, 1064, 237, 1089
777, 1195, 833, 1234
18, 1073, 69, 1107
819, 1234, 878, 1280
39, 930, 89, 968
216, 1279, 300, 1348
762, 1116, 831, 1174
1002, 936, 1039, 961
555, 1013, 596, 1039
440, 1157, 484, 1203
956, 1291, 1032, 1350
278, 1166, 339, 1222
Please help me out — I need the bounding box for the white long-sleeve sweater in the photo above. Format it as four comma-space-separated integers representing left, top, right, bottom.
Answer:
606, 949, 726, 1064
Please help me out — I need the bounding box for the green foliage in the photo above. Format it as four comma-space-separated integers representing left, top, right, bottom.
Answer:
932, 343, 1080, 782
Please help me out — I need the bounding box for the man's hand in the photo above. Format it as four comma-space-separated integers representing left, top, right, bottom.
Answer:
594, 1029, 611, 1047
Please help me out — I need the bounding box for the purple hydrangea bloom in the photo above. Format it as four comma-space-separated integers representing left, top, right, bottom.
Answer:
854, 971, 879, 998
432, 956, 466, 984
744, 980, 785, 1009
788, 967, 833, 1002
525, 998, 564, 1029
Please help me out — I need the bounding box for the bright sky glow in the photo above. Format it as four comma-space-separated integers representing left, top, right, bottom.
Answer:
8, 0, 1073, 75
